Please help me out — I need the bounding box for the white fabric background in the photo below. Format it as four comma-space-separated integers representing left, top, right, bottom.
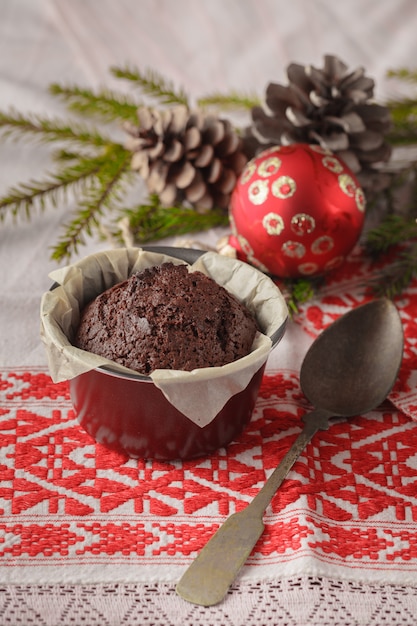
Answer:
2, 5, 417, 623
1, 0, 417, 367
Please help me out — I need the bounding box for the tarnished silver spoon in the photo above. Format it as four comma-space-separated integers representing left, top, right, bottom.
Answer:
176, 298, 404, 607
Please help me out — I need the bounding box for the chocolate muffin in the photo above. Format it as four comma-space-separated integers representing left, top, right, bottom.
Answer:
75, 262, 258, 374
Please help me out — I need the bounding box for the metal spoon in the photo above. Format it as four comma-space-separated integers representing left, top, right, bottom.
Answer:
176, 298, 404, 607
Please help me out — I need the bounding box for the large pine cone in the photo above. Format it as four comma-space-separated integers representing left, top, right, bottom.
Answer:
245, 55, 393, 192
125, 105, 247, 211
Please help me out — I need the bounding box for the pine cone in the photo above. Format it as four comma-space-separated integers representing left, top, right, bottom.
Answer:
125, 105, 247, 211
245, 54, 393, 192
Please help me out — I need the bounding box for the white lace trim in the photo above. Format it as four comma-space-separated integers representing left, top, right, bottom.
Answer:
1, 576, 417, 625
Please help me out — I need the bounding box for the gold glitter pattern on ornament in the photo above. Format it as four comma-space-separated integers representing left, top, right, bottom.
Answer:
355, 187, 366, 212
322, 156, 344, 173
271, 176, 296, 199
261, 145, 282, 157
237, 234, 253, 257
263, 212, 285, 236
291, 213, 315, 236
248, 255, 270, 273
338, 173, 356, 197
311, 235, 334, 255
241, 162, 256, 184
282, 241, 306, 259
258, 156, 281, 178
229, 213, 237, 235
248, 179, 269, 205
298, 262, 319, 275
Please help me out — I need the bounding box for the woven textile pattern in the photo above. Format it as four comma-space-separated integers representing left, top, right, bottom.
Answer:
2, 364, 417, 585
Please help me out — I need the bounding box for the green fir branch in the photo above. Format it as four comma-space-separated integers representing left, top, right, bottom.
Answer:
387, 68, 417, 83
386, 68, 417, 145
0, 153, 109, 221
366, 212, 417, 298
118, 194, 229, 243
386, 116, 417, 145
387, 99, 417, 145
366, 214, 417, 255
387, 97, 417, 118
368, 242, 417, 298
283, 277, 321, 317
51, 145, 133, 261
49, 83, 140, 124
110, 64, 189, 107
197, 91, 261, 110
0, 109, 114, 147
52, 148, 92, 162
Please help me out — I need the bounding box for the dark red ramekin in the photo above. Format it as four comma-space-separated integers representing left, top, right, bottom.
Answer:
69, 361, 268, 461
67, 246, 287, 461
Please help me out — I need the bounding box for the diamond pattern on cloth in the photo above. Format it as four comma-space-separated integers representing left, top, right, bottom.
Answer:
2, 363, 417, 586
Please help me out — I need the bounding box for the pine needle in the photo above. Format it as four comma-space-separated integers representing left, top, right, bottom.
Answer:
386, 68, 417, 145
386, 118, 417, 145
118, 195, 229, 243
387, 67, 417, 83
0, 109, 114, 147
368, 243, 417, 298
283, 277, 321, 316
365, 214, 417, 255
365, 210, 417, 298
197, 91, 261, 110
0, 154, 107, 221
51, 145, 133, 261
49, 83, 140, 124
110, 64, 189, 107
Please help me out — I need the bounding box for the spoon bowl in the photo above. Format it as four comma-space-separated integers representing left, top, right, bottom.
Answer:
300, 298, 404, 417
176, 298, 404, 607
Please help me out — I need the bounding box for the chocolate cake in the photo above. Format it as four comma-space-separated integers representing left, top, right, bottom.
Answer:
74, 262, 258, 374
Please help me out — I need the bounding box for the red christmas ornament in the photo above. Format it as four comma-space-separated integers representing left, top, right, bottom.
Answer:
228, 143, 365, 278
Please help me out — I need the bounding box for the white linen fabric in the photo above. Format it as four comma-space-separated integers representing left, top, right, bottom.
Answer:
2, 3, 417, 625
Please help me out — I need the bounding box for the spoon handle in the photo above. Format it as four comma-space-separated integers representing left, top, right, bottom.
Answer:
249, 409, 330, 514
176, 409, 331, 607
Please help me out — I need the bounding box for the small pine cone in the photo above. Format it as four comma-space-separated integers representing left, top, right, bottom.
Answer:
245, 54, 393, 192
125, 105, 247, 211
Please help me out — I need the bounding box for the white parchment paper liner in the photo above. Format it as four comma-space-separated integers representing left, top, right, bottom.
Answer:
40, 248, 288, 426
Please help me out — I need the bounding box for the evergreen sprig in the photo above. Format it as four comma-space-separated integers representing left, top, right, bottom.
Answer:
365, 211, 417, 298
49, 83, 139, 124
386, 103, 417, 145
0, 109, 113, 147
386, 68, 417, 145
51, 144, 132, 261
0, 154, 104, 220
367, 243, 417, 298
110, 64, 189, 107
366, 214, 417, 255
283, 277, 322, 317
387, 68, 417, 83
119, 194, 229, 243
197, 91, 260, 110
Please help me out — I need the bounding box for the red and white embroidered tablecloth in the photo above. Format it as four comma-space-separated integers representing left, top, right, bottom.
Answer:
2, 247, 417, 625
